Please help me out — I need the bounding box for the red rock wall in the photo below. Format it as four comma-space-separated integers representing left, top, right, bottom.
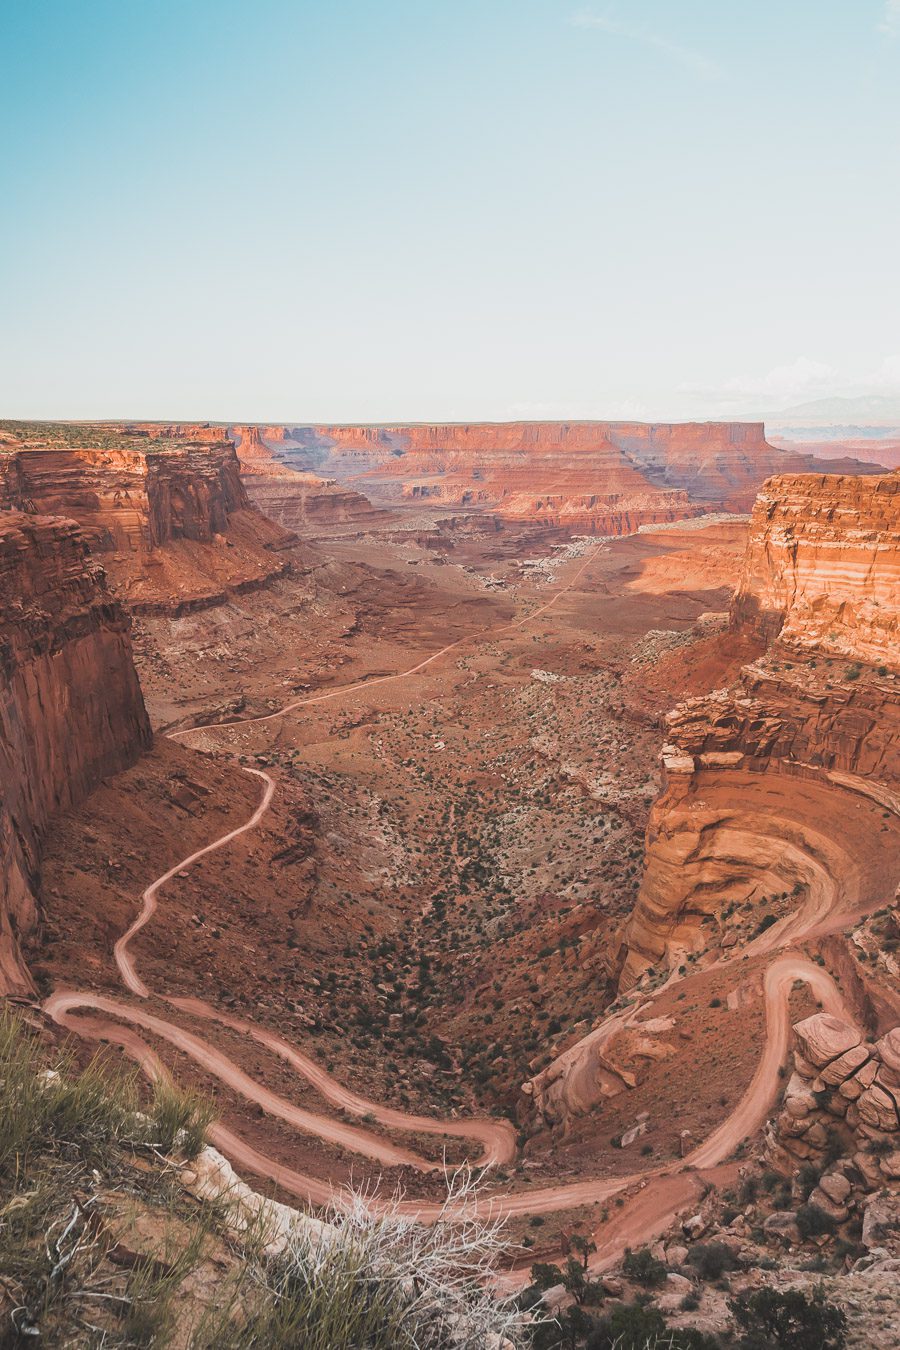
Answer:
0, 514, 151, 993
732, 472, 900, 664
258, 421, 881, 524
230, 426, 390, 534
619, 470, 900, 986
0, 441, 253, 555
0, 440, 295, 612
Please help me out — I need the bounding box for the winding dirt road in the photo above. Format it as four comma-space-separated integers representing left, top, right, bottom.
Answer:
41, 540, 874, 1269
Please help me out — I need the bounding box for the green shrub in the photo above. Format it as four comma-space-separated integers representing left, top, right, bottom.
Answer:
730, 1285, 846, 1349
622, 1244, 667, 1286
587, 1301, 719, 1349
688, 1240, 737, 1280
796, 1202, 837, 1239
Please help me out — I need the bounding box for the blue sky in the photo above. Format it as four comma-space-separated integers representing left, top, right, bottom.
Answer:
1, 1, 898, 422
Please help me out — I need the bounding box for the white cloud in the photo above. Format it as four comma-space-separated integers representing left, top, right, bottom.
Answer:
878, 1, 900, 37
570, 8, 722, 80
677, 354, 900, 416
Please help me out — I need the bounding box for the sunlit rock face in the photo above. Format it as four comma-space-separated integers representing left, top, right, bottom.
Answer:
260, 420, 882, 525
0, 432, 294, 613
619, 471, 900, 988
230, 425, 390, 533
732, 472, 900, 664
0, 513, 150, 994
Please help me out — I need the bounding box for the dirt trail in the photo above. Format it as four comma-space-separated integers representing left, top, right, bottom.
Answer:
40, 540, 868, 1270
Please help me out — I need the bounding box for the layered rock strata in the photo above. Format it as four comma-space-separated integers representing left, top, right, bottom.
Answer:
620, 472, 900, 985
0, 433, 294, 611
269, 421, 881, 520
231, 425, 389, 533
732, 472, 900, 662
0, 514, 150, 994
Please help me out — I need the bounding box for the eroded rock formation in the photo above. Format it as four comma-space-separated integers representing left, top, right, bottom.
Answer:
0, 427, 294, 612
0, 514, 150, 994
620, 471, 900, 986
732, 472, 900, 661
268, 421, 882, 523
231, 425, 389, 533
767, 1011, 900, 1209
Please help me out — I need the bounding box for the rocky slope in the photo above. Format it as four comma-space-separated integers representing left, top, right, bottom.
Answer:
269, 420, 883, 522
0, 513, 150, 994
0, 423, 294, 612
619, 471, 900, 986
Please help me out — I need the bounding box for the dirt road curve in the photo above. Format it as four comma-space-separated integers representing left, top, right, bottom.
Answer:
40, 543, 866, 1271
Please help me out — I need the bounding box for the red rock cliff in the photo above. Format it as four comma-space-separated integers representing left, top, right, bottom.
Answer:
263, 421, 881, 525
230, 425, 390, 534
0, 513, 151, 994
619, 471, 900, 986
731, 472, 900, 663
0, 432, 294, 612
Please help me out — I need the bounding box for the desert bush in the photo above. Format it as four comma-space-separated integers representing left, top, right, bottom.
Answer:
0, 1006, 135, 1174
687, 1240, 736, 1281
730, 1284, 846, 1349
145, 1077, 215, 1158
622, 1244, 667, 1286
795, 1202, 836, 1240
586, 1301, 719, 1349
210, 1168, 530, 1349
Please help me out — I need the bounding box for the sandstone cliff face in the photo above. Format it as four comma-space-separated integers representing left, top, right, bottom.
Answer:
0, 434, 294, 612
0, 440, 252, 552
230, 426, 388, 534
620, 471, 900, 986
732, 472, 900, 663
0, 513, 150, 993
260, 421, 881, 528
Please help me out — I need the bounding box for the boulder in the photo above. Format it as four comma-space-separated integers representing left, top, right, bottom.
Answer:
861, 1192, 900, 1252
664, 1272, 694, 1295
821, 1043, 871, 1086
879, 1152, 900, 1179
857, 1084, 900, 1132
818, 1172, 852, 1205
875, 1028, 900, 1088
793, 1014, 861, 1069
665, 1244, 689, 1268
783, 1073, 818, 1118
807, 1188, 850, 1223
683, 1213, 708, 1239
620, 1115, 649, 1148
852, 1150, 885, 1192
763, 1211, 800, 1245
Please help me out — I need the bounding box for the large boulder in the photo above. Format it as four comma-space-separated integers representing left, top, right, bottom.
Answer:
793, 1013, 861, 1069
876, 1028, 900, 1088
861, 1191, 900, 1252
821, 1043, 871, 1086
857, 1084, 900, 1132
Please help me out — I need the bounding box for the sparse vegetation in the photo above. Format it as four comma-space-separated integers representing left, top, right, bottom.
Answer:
729, 1284, 847, 1349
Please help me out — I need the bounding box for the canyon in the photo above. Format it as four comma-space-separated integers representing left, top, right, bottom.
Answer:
263, 419, 885, 520
1, 419, 898, 1347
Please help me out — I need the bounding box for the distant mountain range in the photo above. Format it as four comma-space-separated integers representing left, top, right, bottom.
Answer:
763, 394, 900, 436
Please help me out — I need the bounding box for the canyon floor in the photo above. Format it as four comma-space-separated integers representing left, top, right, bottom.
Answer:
5, 463, 899, 1348
29, 518, 768, 1224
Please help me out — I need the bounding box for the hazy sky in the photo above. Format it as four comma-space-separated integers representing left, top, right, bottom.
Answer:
2, 1, 899, 422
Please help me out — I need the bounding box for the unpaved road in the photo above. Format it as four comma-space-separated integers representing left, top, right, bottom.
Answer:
41, 541, 869, 1269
